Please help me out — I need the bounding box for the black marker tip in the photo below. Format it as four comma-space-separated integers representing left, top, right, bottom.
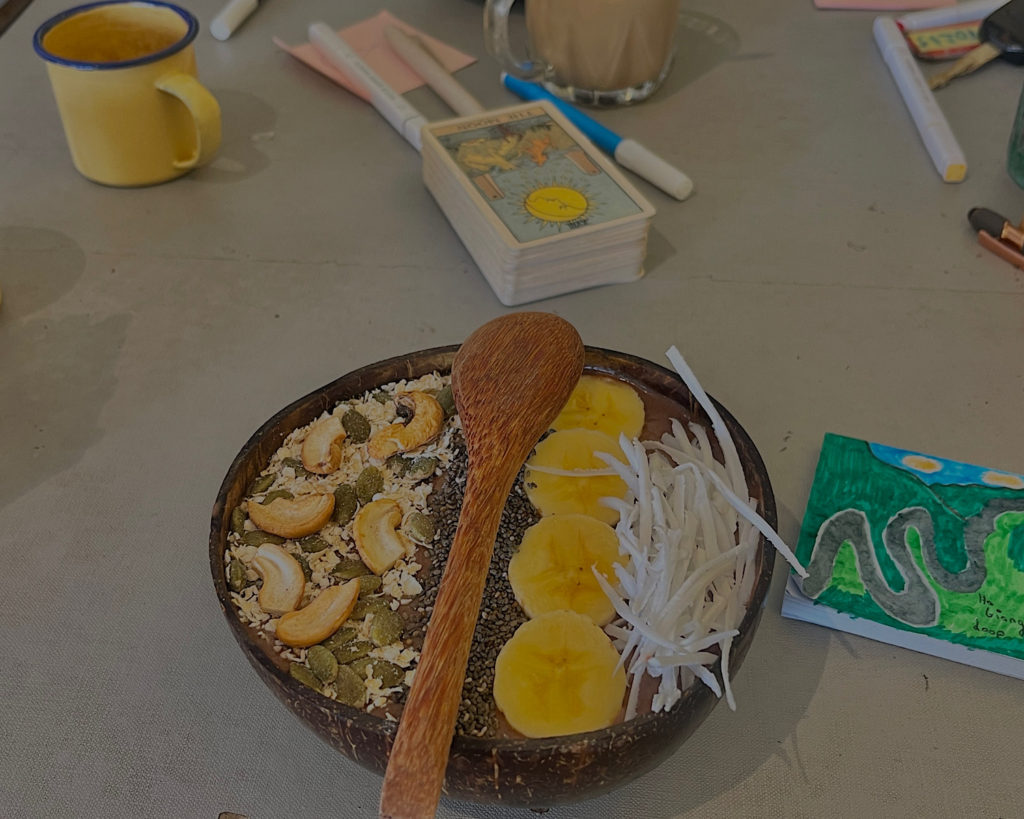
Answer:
968, 206, 1007, 236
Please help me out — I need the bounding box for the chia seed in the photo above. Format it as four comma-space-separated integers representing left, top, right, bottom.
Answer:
404, 431, 537, 737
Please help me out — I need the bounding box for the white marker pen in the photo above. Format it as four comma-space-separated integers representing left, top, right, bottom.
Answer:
210, 0, 262, 41
308, 22, 428, 152
873, 16, 967, 182
897, 0, 1003, 32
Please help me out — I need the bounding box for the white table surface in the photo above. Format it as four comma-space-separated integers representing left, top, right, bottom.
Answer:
2, 0, 1023, 816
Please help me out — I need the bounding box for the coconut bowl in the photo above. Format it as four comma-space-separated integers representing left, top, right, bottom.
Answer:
209, 345, 777, 808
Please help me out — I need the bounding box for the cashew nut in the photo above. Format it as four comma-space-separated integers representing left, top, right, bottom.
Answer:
252, 543, 305, 615
301, 415, 347, 475
248, 493, 335, 539
352, 498, 413, 575
276, 579, 360, 647
366, 391, 444, 461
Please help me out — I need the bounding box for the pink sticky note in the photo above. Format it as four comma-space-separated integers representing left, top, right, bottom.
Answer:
274, 10, 477, 103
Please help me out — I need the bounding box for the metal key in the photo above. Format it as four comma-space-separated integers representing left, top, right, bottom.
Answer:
929, 42, 1002, 89
929, 0, 1024, 90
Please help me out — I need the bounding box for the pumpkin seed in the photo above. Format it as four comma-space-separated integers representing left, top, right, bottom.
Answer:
367, 659, 406, 687
289, 662, 321, 692
357, 574, 382, 595
405, 512, 436, 543
242, 530, 284, 547
351, 597, 391, 621
332, 640, 373, 664
260, 489, 294, 505
321, 626, 357, 650
355, 467, 383, 504
296, 553, 312, 581
407, 456, 438, 481
299, 534, 330, 554
371, 389, 390, 404
227, 558, 247, 592
281, 456, 312, 477
230, 507, 246, 535
385, 454, 410, 477
307, 645, 339, 683
434, 384, 456, 419
332, 484, 358, 525
249, 474, 275, 495
334, 664, 365, 707
347, 658, 373, 678
342, 408, 371, 443
369, 609, 404, 647
332, 557, 370, 579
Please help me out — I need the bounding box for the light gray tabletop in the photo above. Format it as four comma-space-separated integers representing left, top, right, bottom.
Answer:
2, 0, 1023, 816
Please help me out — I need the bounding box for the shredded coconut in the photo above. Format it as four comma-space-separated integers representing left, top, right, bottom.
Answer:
595, 348, 806, 716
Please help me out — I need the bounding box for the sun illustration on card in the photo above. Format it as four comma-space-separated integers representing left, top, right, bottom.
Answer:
524, 185, 588, 222
506, 175, 607, 233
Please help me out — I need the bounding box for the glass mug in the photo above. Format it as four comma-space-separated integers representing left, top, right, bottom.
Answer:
484, 0, 681, 106
34, 0, 221, 187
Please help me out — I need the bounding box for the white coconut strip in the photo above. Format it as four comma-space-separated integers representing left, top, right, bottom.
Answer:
666, 346, 746, 496
677, 628, 740, 655
649, 651, 718, 668
721, 635, 736, 711
657, 541, 747, 631
623, 437, 654, 554
525, 464, 619, 477
655, 671, 682, 712
688, 422, 725, 483
700, 466, 807, 578
617, 628, 645, 679
594, 570, 681, 653
697, 592, 730, 634
662, 448, 803, 579
624, 671, 643, 721
691, 470, 721, 561
689, 664, 723, 699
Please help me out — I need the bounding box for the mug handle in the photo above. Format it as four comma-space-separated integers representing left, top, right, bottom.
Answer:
155, 73, 222, 170
483, 0, 543, 79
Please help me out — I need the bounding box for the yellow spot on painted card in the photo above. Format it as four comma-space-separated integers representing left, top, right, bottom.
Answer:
981, 471, 1024, 489
903, 455, 942, 473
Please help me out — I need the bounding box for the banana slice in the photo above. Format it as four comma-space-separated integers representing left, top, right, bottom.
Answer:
551, 374, 645, 440
493, 610, 626, 738
509, 514, 624, 626
524, 428, 628, 524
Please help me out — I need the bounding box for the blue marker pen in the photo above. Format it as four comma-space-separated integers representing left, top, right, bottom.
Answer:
501, 72, 693, 201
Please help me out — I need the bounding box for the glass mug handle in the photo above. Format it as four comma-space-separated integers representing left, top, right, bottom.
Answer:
483, 0, 543, 79
155, 73, 223, 170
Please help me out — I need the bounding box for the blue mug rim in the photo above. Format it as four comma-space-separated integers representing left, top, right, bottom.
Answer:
33, 0, 199, 71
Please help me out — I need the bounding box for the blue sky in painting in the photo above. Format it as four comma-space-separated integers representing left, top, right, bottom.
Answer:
868, 442, 1024, 488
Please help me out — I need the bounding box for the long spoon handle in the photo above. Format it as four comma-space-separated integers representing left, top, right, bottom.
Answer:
379, 468, 516, 818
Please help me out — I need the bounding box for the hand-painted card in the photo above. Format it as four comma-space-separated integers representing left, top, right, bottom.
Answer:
782, 433, 1024, 679
420, 102, 654, 246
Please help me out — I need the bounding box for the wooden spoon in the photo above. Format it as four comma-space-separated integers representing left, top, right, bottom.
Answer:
379, 312, 584, 819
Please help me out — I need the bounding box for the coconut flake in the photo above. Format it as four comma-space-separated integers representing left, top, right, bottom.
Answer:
597, 347, 805, 716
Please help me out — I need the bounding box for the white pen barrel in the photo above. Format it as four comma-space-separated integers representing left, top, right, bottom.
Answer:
384, 27, 485, 117
210, 0, 258, 41
614, 139, 694, 201
308, 22, 427, 152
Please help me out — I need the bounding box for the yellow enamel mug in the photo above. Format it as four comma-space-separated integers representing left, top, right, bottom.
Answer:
34, 1, 221, 186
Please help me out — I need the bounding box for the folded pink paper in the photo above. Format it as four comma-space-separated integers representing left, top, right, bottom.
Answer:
274, 10, 476, 102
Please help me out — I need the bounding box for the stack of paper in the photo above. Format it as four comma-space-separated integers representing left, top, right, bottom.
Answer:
420, 101, 656, 306
781, 432, 1024, 680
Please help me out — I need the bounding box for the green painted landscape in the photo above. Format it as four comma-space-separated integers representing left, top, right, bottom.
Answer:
787, 433, 1024, 665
